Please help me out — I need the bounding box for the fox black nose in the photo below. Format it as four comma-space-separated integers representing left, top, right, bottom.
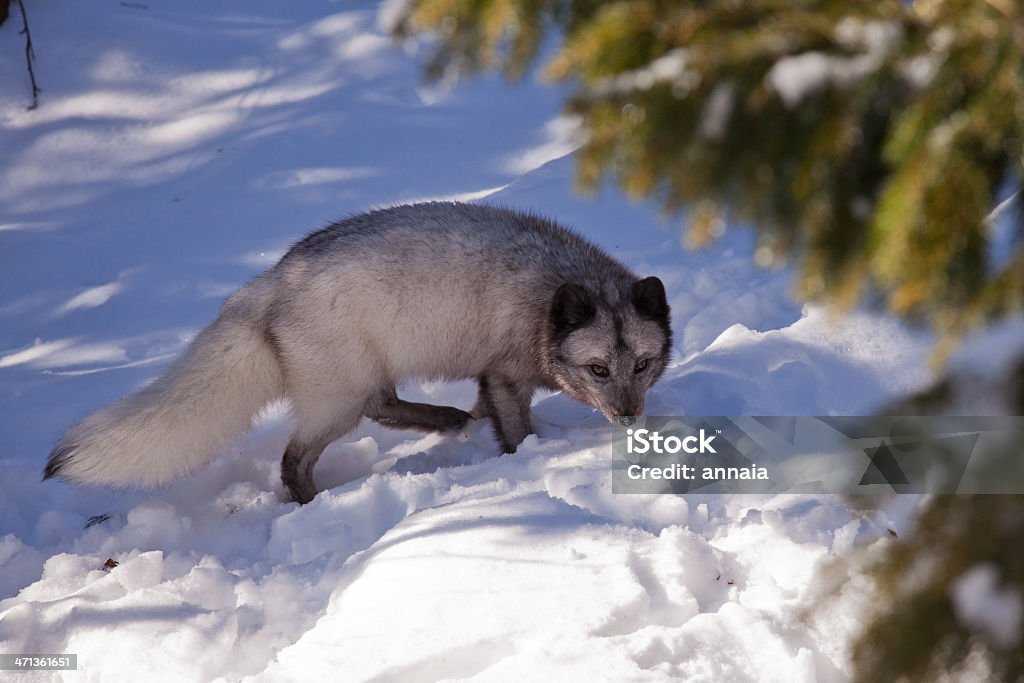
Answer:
615, 415, 637, 427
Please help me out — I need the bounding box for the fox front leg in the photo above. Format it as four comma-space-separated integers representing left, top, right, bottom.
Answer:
477, 376, 533, 453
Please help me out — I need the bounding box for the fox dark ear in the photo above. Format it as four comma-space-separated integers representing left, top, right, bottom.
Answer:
551, 283, 596, 335
632, 277, 668, 321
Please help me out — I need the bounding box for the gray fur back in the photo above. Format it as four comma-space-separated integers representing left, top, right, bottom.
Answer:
282, 202, 635, 296
263, 202, 643, 392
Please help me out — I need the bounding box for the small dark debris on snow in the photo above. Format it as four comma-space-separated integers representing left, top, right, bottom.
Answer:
85, 514, 111, 529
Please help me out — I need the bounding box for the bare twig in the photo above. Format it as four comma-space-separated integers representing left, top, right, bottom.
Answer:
15, 0, 40, 110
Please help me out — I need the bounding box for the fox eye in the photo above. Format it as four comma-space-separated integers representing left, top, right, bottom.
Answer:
589, 364, 609, 378
634, 359, 648, 373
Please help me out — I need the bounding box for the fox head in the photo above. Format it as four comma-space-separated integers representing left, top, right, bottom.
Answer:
546, 276, 671, 426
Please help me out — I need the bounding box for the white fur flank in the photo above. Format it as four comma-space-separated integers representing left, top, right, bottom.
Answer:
48, 305, 284, 488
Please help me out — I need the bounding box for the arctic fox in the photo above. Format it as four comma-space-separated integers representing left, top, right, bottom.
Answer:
45, 203, 672, 503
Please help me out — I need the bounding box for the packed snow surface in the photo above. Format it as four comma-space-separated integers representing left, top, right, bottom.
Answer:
1, 2, 938, 681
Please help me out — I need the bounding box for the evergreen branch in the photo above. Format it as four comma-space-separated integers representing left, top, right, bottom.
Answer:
15, 0, 40, 110
981, 0, 1015, 19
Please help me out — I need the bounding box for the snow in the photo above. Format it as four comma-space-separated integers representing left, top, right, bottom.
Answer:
0, 1, 955, 681
951, 564, 1023, 648
699, 83, 735, 141
767, 20, 902, 107
589, 48, 691, 98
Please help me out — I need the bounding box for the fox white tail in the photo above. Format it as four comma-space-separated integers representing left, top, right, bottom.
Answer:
45, 304, 284, 489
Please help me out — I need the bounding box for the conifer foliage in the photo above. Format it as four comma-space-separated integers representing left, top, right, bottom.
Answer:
394, 0, 1024, 339
395, 3, 1024, 680
851, 494, 1024, 682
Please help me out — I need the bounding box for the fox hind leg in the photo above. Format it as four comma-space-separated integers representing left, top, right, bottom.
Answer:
282, 401, 364, 505
364, 388, 472, 433
281, 437, 327, 505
